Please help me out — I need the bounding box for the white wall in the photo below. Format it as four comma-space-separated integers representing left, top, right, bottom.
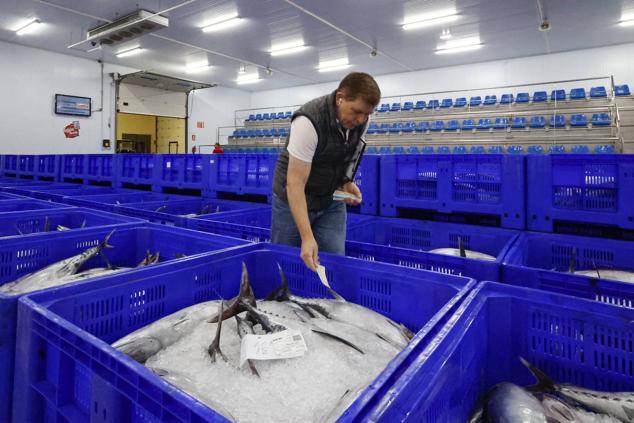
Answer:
187, 86, 251, 151
250, 43, 634, 108
0, 40, 137, 154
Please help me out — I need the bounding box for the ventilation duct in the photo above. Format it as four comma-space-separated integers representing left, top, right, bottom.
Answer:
86, 10, 168, 46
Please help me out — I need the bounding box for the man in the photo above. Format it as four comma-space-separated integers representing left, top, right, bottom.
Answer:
271, 72, 381, 270
212, 142, 224, 154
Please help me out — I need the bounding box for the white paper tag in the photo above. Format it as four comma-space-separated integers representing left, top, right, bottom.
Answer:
316, 265, 331, 289
166, 162, 171, 168
240, 329, 307, 367
332, 190, 360, 202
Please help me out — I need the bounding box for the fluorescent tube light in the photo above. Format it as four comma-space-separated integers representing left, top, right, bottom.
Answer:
318, 58, 350, 72
16, 18, 41, 36
402, 8, 458, 30
270, 40, 307, 56
202, 13, 243, 32
237, 73, 261, 85
116, 47, 143, 58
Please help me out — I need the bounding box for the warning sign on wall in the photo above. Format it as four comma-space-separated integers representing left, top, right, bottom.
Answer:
64, 121, 80, 139
192, 134, 196, 141
196, 121, 204, 129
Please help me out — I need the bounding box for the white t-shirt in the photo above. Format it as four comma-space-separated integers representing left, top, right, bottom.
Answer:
287, 116, 368, 163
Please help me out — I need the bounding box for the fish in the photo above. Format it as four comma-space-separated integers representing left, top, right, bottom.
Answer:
428, 248, 496, 261
56, 225, 70, 231
137, 250, 160, 267
0, 230, 115, 294
522, 357, 634, 422
573, 269, 634, 284
481, 382, 549, 423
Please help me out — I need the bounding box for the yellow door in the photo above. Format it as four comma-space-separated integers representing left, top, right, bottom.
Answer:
116, 113, 156, 153
156, 116, 186, 153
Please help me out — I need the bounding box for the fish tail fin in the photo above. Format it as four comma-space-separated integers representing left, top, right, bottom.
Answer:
458, 236, 466, 258
101, 230, 115, 249
265, 262, 291, 301
568, 248, 577, 273
520, 357, 556, 391
44, 216, 50, 232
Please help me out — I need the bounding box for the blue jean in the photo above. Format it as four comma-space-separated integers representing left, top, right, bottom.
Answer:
270, 194, 347, 255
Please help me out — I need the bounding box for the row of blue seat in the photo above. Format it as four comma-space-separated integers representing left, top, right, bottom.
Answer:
365, 144, 615, 154
367, 113, 611, 134
376, 85, 630, 112
246, 111, 293, 121
232, 127, 290, 138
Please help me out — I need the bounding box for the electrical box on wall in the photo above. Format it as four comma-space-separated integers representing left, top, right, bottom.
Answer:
102, 139, 111, 149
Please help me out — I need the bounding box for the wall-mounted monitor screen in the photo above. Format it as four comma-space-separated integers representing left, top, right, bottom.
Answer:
55, 94, 91, 117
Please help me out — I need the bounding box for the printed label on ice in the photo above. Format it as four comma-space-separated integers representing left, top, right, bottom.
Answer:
240, 329, 307, 367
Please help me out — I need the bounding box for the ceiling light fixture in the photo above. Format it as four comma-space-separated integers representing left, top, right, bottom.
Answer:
15, 18, 41, 36
440, 29, 452, 40
435, 36, 482, 54
270, 40, 308, 56
116, 46, 143, 58
237, 73, 261, 85
185, 61, 212, 73
402, 8, 458, 30
238, 64, 247, 74
618, 14, 634, 26
317, 57, 350, 72
202, 12, 243, 32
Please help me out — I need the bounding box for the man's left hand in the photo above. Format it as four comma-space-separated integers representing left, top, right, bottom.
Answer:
341, 181, 362, 206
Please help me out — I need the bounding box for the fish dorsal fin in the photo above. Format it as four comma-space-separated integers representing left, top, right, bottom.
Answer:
520, 357, 556, 392
239, 262, 257, 307
44, 216, 50, 232
101, 230, 115, 249
568, 248, 577, 273
458, 237, 466, 258
265, 263, 291, 301
591, 259, 601, 279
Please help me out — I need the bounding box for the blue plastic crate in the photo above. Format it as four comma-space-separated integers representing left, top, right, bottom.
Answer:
503, 231, 634, 305
0, 207, 142, 238
242, 153, 278, 198
527, 154, 634, 233
116, 154, 158, 187
34, 155, 61, 181
2, 155, 18, 175
348, 281, 634, 422
346, 217, 519, 281
0, 199, 70, 213
27, 186, 128, 202
113, 198, 269, 226
18, 155, 36, 177
14, 243, 474, 423
64, 192, 193, 212
187, 206, 373, 242
380, 154, 525, 229
0, 183, 81, 198
0, 224, 248, 422
205, 153, 242, 197
61, 154, 86, 181
0, 192, 26, 200
86, 154, 116, 183
349, 154, 380, 215
156, 154, 206, 190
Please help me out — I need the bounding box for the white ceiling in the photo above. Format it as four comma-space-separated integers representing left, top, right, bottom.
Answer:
1, 0, 634, 91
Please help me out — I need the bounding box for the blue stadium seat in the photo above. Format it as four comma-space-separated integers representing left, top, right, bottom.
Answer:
392, 146, 406, 154
516, 93, 530, 103
570, 88, 586, 100
255, 113, 263, 120
454, 97, 467, 107
402, 101, 414, 111
407, 146, 419, 154
440, 98, 453, 108
453, 146, 467, 154
511, 117, 527, 129
437, 146, 450, 154
256, 129, 266, 137
379, 146, 392, 154
483, 95, 497, 105
402, 121, 416, 133
366, 146, 378, 154
470, 146, 485, 154
262, 129, 272, 137
469, 96, 482, 107
430, 120, 444, 131
232, 129, 239, 138
594, 144, 615, 154
462, 119, 476, 130
527, 145, 544, 154
590, 86, 607, 98
422, 146, 434, 154
571, 145, 590, 154
446, 120, 460, 131
477, 118, 492, 130
532, 91, 547, 102
427, 100, 440, 109
248, 114, 255, 121
262, 113, 270, 120
277, 112, 286, 119
247, 129, 256, 137
377, 123, 390, 134
366, 123, 378, 134
570, 114, 588, 127
592, 113, 611, 126
270, 112, 278, 120
549, 145, 566, 154
415, 121, 429, 132
377, 104, 390, 113
390, 103, 401, 112
508, 146, 523, 154
239, 129, 248, 137
279, 128, 289, 137
388, 122, 403, 133
500, 94, 514, 104
488, 146, 504, 154
285, 111, 292, 118
549, 115, 566, 128
529, 116, 546, 128
414, 100, 426, 109
551, 90, 565, 101
494, 117, 509, 129
615, 84, 631, 96
271, 128, 281, 137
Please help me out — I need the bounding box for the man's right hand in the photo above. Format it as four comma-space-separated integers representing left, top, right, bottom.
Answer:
300, 236, 320, 271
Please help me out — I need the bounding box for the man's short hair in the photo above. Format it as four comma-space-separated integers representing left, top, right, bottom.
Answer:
337, 72, 381, 107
